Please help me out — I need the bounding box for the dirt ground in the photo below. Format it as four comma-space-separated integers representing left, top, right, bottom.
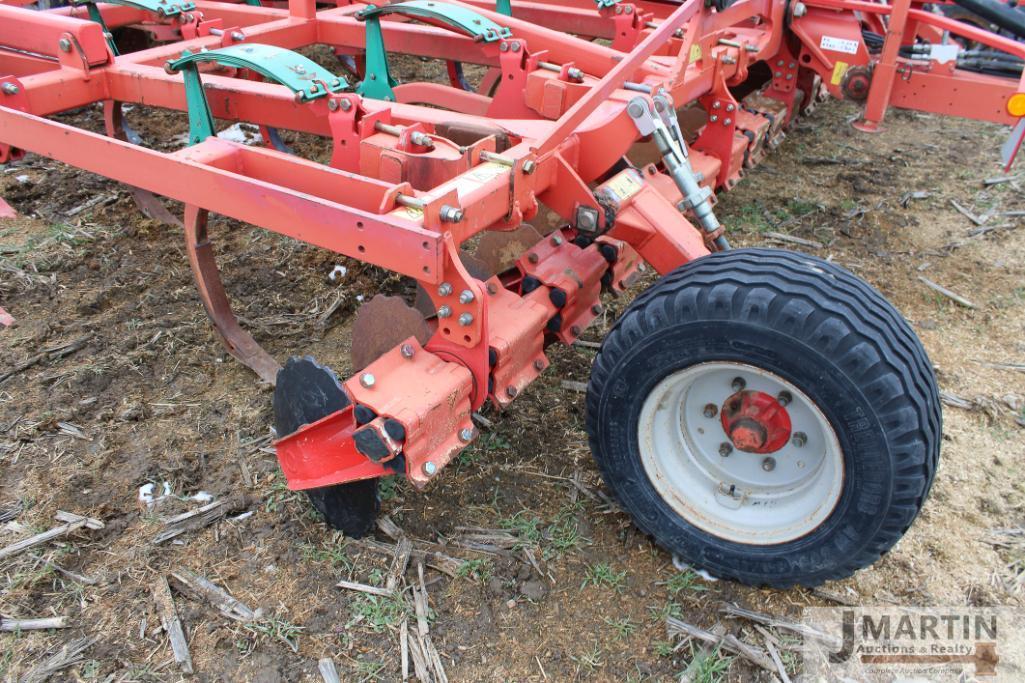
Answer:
2, 87, 1025, 682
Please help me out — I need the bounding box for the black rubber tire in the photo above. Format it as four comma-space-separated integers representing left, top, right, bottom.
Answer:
585, 249, 941, 587
273, 357, 380, 538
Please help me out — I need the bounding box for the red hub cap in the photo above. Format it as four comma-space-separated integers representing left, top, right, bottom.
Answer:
720, 390, 792, 453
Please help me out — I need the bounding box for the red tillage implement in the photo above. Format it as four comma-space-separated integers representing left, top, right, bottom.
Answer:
1, 0, 1016, 585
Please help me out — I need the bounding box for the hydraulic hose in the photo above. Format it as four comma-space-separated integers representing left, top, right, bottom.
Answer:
952, 0, 1025, 39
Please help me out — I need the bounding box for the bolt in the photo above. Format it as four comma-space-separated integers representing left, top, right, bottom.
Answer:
709, 115, 718, 123
726, 103, 735, 112
591, 304, 603, 315
567, 67, 584, 82
627, 101, 646, 119
438, 282, 453, 296
638, 263, 646, 272
774, 71, 782, 78
723, 118, 732, 126
440, 205, 464, 223
231, 31, 245, 41
438, 305, 452, 318
792, 432, 808, 447
762, 457, 776, 472
522, 159, 536, 174
570, 325, 582, 336
423, 461, 437, 476
528, 253, 539, 264
328, 99, 339, 111
511, 41, 521, 52
58, 38, 71, 53
777, 59, 784, 67
703, 403, 718, 418
459, 289, 475, 304
785, 74, 793, 81
788, 62, 796, 69
401, 343, 415, 358
719, 442, 733, 457
506, 386, 518, 398
295, 65, 306, 74
487, 283, 498, 295
339, 98, 352, 111
731, 377, 746, 391
792, 1, 807, 17
458, 312, 474, 326
712, 101, 721, 110
533, 359, 545, 371
1, 83, 18, 95
360, 373, 376, 388
410, 131, 435, 148
777, 391, 792, 406
459, 427, 475, 442
551, 235, 563, 246
499, 41, 509, 52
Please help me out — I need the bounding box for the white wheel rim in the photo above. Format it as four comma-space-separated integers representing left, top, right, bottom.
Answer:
637, 362, 844, 545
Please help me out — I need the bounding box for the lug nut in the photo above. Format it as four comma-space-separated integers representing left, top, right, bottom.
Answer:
777, 391, 792, 406
731, 377, 746, 391
762, 457, 776, 472
360, 373, 376, 388
719, 442, 733, 457
423, 461, 437, 475
438, 282, 453, 296
792, 432, 807, 447
437, 305, 452, 318
703, 403, 718, 418
459, 427, 475, 442
458, 313, 474, 326
400, 343, 415, 359
459, 289, 475, 304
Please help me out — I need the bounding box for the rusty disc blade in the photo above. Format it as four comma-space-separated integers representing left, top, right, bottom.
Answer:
350, 294, 431, 371
473, 224, 544, 276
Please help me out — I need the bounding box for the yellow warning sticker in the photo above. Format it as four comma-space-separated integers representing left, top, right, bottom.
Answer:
689, 44, 702, 64
831, 60, 849, 86
603, 170, 643, 204
454, 161, 509, 196
389, 205, 424, 221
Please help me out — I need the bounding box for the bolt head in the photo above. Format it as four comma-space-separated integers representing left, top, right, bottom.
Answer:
360, 373, 376, 388
327, 99, 339, 111
458, 289, 475, 304
459, 427, 475, 442
58, 38, 71, 53
570, 325, 582, 336
522, 159, 537, 174
458, 313, 474, 326
792, 431, 808, 447
533, 359, 545, 371
726, 103, 735, 112
499, 41, 509, 52
1, 82, 19, 95
437, 305, 452, 318
506, 386, 518, 398
591, 304, 603, 315
527, 253, 539, 264
232, 31, 245, 41
719, 442, 733, 457
703, 403, 718, 418
339, 98, 352, 111
731, 376, 746, 391
777, 391, 792, 406
423, 461, 437, 475
712, 101, 721, 109
723, 118, 732, 126
709, 115, 719, 122
551, 235, 563, 246
761, 457, 776, 472
400, 344, 415, 359
438, 282, 453, 296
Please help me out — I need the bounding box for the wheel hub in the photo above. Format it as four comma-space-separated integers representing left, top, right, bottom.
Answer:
720, 390, 791, 453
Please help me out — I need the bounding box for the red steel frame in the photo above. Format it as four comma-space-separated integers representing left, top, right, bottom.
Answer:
1, 0, 1022, 490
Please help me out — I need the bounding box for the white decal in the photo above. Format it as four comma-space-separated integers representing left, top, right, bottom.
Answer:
820, 35, 859, 55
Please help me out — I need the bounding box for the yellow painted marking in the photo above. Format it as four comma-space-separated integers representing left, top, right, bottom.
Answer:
389, 205, 424, 221
689, 44, 702, 64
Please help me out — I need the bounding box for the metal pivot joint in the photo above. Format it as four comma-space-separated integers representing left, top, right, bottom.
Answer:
627, 95, 730, 250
